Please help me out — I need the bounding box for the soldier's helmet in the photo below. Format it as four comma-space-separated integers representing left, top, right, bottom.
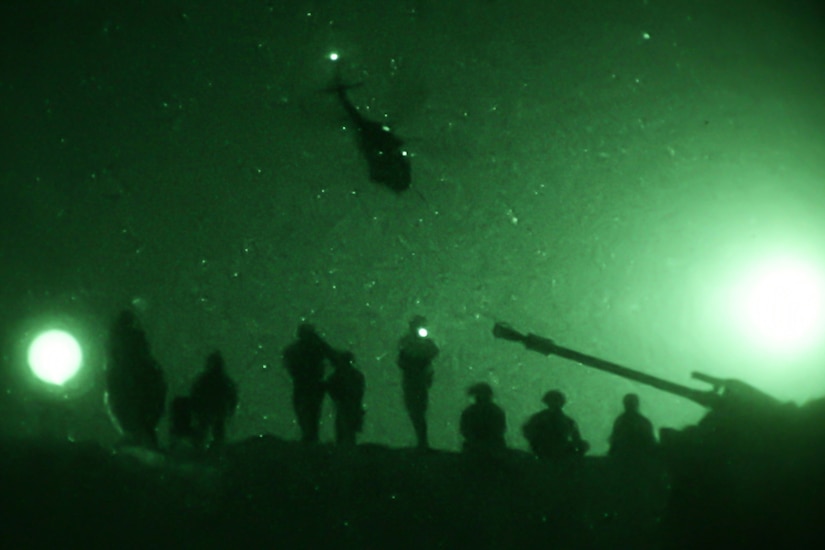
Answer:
297, 323, 317, 340
623, 393, 640, 412
468, 382, 494, 401
542, 390, 566, 409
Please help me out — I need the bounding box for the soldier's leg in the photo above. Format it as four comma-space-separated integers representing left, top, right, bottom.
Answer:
213, 417, 226, 447
343, 410, 358, 446
413, 413, 428, 449
294, 389, 314, 442
404, 381, 429, 448
307, 387, 325, 442
343, 423, 356, 446
334, 411, 348, 446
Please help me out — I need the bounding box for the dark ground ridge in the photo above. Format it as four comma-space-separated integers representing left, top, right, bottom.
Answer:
2, 435, 669, 549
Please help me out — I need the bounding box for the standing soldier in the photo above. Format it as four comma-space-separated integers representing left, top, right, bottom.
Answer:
190, 351, 239, 450
460, 382, 507, 455
105, 309, 167, 449
325, 351, 366, 447
608, 393, 657, 459
282, 324, 335, 443
397, 315, 439, 450
522, 390, 589, 460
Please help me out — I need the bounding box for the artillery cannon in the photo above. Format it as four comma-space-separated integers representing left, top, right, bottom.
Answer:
493, 321, 825, 547
492, 321, 782, 415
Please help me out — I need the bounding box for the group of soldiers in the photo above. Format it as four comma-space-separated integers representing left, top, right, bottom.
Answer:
169, 351, 239, 454
281, 323, 366, 446
462, 384, 657, 459
281, 315, 433, 449
105, 309, 658, 459
105, 310, 238, 454
281, 315, 658, 460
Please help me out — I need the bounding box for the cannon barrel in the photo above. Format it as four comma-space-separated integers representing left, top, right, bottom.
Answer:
493, 322, 722, 408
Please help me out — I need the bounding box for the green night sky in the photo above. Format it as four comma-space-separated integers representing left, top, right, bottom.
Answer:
2, 0, 825, 455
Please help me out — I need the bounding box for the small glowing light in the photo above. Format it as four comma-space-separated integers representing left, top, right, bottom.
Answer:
329, 52, 339, 61
28, 330, 83, 386
417, 327, 428, 338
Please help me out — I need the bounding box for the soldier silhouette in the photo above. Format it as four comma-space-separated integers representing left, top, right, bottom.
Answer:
325, 351, 366, 446
522, 390, 589, 460
190, 351, 239, 450
608, 393, 657, 458
169, 395, 198, 456
397, 315, 439, 449
282, 324, 335, 443
105, 309, 167, 449
460, 382, 507, 455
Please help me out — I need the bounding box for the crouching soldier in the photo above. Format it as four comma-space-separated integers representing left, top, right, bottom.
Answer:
523, 390, 589, 460
190, 351, 238, 450
460, 382, 507, 455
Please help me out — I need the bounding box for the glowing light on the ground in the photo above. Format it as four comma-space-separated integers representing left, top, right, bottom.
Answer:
733, 257, 825, 355
27, 330, 83, 386
417, 327, 428, 338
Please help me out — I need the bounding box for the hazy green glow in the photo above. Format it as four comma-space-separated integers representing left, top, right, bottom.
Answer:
27, 330, 83, 386
734, 257, 825, 355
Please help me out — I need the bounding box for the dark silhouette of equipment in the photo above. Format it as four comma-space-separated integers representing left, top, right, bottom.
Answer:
493, 321, 825, 548
492, 322, 780, 412
327, 75, 411, 192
